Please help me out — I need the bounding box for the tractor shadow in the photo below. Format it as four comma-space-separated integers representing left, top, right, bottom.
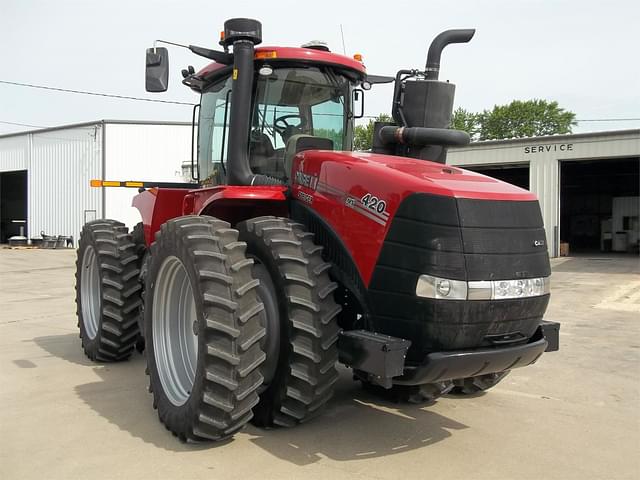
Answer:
247, 368, 468, 465
33, 333, 211, 452
32, 333, 96, 367
33, 334, 468, 458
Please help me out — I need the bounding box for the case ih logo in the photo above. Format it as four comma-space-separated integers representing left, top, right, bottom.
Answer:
294, 170, 319, 190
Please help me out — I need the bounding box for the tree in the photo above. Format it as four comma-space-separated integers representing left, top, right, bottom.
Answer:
314, 128, 345, 149
354, 100, 576, 146
353, 113, 392, 151
452, 100, 576, 141
451, 107, 481, 139
479, 100, 576, 140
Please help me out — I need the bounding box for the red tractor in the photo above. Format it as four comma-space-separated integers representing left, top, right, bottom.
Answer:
75, 18, 559, 442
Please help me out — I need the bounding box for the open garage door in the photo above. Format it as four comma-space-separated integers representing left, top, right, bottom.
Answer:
464, 164, 530, 190
560, 157, 639, 254
0, 170, 28, 243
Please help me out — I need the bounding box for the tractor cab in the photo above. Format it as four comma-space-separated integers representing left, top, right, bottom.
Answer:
196, 62, 357, 185
146, 19, 366, 187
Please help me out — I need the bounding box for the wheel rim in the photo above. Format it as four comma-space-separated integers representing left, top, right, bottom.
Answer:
81, 246, 101, 340
152, 256, 199, 406
252, 261, 280, 390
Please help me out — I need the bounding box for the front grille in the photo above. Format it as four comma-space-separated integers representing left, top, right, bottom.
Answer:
370, 193, 550, 288
368, 193, 551, 356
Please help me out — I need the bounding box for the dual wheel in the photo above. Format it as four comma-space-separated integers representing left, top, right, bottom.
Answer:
76, 220, 142, 361
76, 215, 341, 441
75, 216, 507, 441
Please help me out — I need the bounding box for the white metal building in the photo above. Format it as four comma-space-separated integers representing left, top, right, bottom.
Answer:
448, 129, 640, 257
2, 121, 638, 258
0, 120, 191, 244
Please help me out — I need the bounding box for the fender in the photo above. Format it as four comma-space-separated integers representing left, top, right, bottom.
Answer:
132, 188, 191, 246
192, 185, 288, 224
132, 185, 288, 246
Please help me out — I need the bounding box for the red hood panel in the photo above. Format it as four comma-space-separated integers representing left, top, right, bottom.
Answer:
291, 150, 538, 286
307, 151, 536, 201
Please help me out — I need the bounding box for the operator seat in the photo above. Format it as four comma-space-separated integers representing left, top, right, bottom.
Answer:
283, 135, 334, 182
249, 131, 279, 176
281, 125, 303, 145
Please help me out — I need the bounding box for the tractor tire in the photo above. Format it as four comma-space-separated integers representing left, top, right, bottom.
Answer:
144, 216, 266, 442
237, 217, 342, 428
359, 377, 453, 404
451, 371, 510, 395
75, 219, 142, 361
394, 382, 454, 404
132, 222, 147, 353
131, 221, 147, 258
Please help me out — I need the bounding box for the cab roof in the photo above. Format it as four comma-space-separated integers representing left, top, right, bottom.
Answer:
190, 46, 366, 92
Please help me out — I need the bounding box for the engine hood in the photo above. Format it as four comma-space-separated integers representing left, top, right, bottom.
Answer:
290, 149, 542, 286
295, 150, 536, 202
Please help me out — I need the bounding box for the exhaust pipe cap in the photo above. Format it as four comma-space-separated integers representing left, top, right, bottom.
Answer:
223, 18, 262, 47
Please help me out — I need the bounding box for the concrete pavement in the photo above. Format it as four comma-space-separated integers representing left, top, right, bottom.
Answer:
1, 249, 639, 480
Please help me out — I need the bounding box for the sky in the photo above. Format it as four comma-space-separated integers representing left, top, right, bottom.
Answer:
1, 0, 639, 135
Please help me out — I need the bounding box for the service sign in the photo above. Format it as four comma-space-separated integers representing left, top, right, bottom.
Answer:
524, 143, 574, 154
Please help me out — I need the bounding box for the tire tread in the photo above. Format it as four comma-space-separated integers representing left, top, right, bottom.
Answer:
238, 216, 342, 428
75, 219, 142, 362
145, 215, 265, 442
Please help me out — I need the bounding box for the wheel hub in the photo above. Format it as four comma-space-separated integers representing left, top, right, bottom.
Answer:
152, 256, 199, 406
80, 246, 101, 340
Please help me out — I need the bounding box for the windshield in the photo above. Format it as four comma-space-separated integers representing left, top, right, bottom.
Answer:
197, 66, 353, 184
250, 66, 352, 178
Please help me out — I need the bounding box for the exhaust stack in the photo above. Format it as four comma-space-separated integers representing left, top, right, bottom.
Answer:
379, 29, 475, 164
223, 18, 282, 186
425, 29, 475, 80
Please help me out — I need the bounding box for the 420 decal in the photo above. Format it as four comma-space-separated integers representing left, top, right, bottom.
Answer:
361, 193, 387, 215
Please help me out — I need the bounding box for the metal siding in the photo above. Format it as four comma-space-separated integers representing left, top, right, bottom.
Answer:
29, 126, 102, 242
0, 135, 30, 172
529, 158, 559, 255
612, 196, 640, 247
104, 123, 192, 229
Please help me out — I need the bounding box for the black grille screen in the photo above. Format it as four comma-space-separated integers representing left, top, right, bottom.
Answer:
457, 197, 544, 228
368, 193, 551, 355
371, 193, 550, 284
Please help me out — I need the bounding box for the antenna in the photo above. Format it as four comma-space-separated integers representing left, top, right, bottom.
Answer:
154, 39, 189, 51
339, 24, 346, 55
154, 39, 233, 64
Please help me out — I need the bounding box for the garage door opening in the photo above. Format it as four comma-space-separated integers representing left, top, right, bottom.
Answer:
560, 157, 639, 254
464, 164, 530, 190
0, 170, 28, 243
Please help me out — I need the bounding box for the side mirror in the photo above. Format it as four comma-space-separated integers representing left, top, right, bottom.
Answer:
145, 47, 169, 92
353, 88, 365, 119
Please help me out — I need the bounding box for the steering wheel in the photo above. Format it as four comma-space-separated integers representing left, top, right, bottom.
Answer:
273, 114, 307, 135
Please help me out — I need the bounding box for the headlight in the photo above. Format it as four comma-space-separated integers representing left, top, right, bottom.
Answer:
489, 278, 548, 299
415, 275, 467, 300
416, 275, 550, 300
